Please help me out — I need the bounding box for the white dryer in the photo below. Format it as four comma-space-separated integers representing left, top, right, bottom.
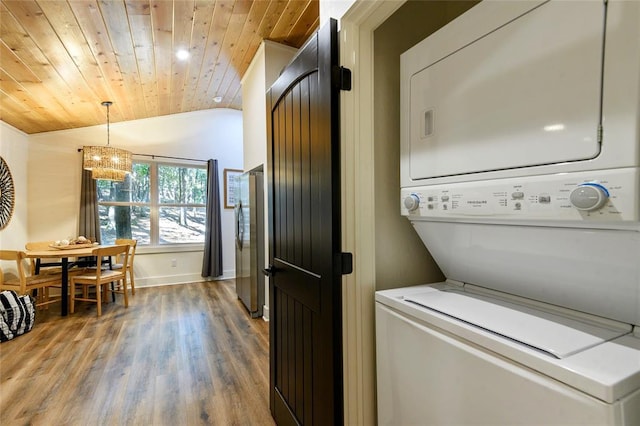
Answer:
376, 0, 640, 424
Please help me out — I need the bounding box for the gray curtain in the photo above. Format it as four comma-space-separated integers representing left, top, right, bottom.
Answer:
202, 159, 223, 277
79, 168, 101, 243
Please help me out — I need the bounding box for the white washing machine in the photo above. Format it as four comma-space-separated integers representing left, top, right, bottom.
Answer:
376, 0, 640, 424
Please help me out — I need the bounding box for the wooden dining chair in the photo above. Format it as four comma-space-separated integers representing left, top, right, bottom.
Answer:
113, 239, 137, 295
0, 250, 63, 308
70, 245, 130, 317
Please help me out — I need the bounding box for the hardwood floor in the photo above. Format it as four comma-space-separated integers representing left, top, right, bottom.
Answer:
0, 280, 274, 426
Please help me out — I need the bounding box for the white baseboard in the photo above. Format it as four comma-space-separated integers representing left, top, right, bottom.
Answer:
135, 269, 235, 288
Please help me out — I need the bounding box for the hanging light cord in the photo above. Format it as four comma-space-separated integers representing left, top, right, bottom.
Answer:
102, 100, 112, 146
106, 103, 110, 146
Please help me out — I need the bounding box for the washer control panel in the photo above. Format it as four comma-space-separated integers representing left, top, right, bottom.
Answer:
401, 168, 639, 222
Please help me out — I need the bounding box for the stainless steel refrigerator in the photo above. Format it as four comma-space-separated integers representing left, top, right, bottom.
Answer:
234, 167, 264, 318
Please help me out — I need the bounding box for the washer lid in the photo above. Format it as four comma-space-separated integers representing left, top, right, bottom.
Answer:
405, 288, 631, 359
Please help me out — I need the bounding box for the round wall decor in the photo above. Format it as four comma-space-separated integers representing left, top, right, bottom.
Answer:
0, 156, 15, 230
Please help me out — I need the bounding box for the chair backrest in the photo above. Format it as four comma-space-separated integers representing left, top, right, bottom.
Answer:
0, 250, 28, 291
115, 239, 137, 267
92, 245, 129, 278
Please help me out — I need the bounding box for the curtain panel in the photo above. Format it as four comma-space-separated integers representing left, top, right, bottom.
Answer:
202, 159, 223, 277
79, 168, 101, 243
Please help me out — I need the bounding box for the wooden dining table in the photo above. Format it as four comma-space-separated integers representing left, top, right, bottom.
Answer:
23, 244, 116, 316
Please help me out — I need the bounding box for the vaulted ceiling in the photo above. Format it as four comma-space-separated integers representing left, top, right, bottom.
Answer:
0, 0, 318, 134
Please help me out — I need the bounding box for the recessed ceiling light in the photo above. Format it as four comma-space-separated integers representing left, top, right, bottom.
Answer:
176, 49, 190, 60
213, 96, 222, 103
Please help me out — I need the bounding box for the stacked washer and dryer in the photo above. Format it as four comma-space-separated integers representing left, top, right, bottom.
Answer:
375, 0, 640, 424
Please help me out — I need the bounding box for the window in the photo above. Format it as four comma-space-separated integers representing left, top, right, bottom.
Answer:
97, 161, 208, 246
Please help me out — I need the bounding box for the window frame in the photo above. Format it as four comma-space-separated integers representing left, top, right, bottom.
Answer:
97, 158, 208, 248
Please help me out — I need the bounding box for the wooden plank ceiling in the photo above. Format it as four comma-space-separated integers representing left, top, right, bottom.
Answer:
0, 0, 318, 134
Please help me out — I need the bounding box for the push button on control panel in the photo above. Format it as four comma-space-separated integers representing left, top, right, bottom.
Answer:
512, 191, 524, 199
538, 195, 551, 204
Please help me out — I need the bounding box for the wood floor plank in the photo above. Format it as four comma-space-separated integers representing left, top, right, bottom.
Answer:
0, 280, 274, 426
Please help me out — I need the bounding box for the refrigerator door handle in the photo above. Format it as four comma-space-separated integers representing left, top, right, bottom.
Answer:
236, 202, 244, 250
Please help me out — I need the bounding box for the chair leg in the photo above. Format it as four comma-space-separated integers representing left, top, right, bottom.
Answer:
129, 268, 135, 295
96, 284, 102, 317
33, 289, 42, 307
70, 281, 76, 313
122, 278, 129, 308
43, 287, 49, 310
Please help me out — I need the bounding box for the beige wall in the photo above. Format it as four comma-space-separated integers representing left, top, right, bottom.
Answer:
372, 0, 478, 291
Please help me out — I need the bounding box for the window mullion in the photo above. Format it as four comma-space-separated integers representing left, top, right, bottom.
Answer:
150, 162, 160, 245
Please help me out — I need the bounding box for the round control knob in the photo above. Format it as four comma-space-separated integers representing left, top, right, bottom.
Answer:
569, 183, 609, 211
404, 194, 420, 211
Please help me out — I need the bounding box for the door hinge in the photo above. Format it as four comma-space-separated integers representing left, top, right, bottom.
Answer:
338, 252, 353, 275
333, 66, 352, 91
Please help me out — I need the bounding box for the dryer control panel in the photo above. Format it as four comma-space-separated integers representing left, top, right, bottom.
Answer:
401, 168, 639, 224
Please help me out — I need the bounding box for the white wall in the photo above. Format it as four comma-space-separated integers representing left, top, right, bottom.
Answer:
242, 40, 297, 172
320, 0, 358, 25
24, 108, 243, 285
0, 121, 30, 254
241, 41, 298, 319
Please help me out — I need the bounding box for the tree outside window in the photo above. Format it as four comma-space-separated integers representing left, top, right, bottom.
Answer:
97, 161, 207, 245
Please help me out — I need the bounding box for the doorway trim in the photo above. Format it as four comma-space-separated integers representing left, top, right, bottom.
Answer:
338, 1, 406, 424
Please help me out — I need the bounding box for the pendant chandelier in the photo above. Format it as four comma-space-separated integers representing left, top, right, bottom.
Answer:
82, 101, 132, 181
